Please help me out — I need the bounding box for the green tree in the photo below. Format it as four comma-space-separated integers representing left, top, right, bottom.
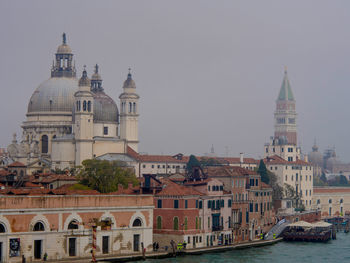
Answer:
78, 159, 138, 193
320, 172, 327, 183
257, 160, 269, 184
186, 155, 201, 172
339, 175, 348, 185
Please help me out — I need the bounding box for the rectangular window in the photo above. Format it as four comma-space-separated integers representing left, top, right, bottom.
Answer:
151, 165, 154, 168
228, 199, 232, 207
196, 200, 198, 208
221, 200, 224, 208
208, 185, 211, 191
249, 203, 253, 212
255, 203, 258, 212
220, 185, 223, 191
103, 126, 108, 135
255, 179, 259, 186
102, 236, 109, 254
157, 165, 160, 168
199, 200, 203, 209
208, 200, 211, 209
157, 199, 162, 208
142, 164, 146, 168
185, 200, 188, 209
174, 200, 179, 209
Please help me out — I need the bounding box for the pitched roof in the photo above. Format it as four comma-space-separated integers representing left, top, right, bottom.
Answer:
156, 179, 202, 197
278, 69, 294, 101
206, 166, 257, 178
264, 155, 310, 166
8, 161, 26, 167
30, 174, 77, 184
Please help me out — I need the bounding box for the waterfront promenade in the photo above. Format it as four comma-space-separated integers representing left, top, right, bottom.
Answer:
44, 238, 282, 262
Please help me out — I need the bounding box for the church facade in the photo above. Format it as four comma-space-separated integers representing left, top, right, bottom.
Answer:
6, 34, 139, 171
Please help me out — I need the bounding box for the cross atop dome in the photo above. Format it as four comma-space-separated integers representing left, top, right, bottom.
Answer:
62, 33, 67, 44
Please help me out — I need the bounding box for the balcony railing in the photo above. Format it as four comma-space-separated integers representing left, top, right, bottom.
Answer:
212, 225, 223, 231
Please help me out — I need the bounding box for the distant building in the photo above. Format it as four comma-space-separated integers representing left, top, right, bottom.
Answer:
264, 69, 301, 162
6, 34, 139, 172
264, 155, 313, 209
313, 187, 350, 217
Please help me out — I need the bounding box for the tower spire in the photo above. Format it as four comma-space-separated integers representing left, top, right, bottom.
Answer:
62, 33, 66, 44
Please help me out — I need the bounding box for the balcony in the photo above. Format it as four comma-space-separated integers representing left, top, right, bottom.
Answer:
212, 225, 223, 232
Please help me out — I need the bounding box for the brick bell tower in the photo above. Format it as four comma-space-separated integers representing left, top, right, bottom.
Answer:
274, 67, 297, 145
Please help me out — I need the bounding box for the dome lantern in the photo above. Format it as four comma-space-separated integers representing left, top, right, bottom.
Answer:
91, 64, 103, 92
51, 33, 76, 78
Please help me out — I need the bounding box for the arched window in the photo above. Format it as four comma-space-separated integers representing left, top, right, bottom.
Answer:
195, 217, 198, 229
68, 220, 79, 230
41, 135, 48, 154
129, 102, 132, 113
78, 101, 81, 111
132, 218, 142, 227
20, 170, 24, 177
0, 223, 6, 233
88, 101, 91, 112
184, 217, 188, 230
83, 101, 87, 111
340, 199, 343, 204
76, 101, 79, 111
33, 222, 45, 231
329, 199, 332, 204
52, 135, 56, 139
173, 217, 179, 230
156, 216, 162, 230
133, 102, 136, 113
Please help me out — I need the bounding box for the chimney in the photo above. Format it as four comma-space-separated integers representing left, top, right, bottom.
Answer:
240, 153, 244, 164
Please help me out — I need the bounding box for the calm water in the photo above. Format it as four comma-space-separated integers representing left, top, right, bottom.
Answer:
137, 233, 350, 263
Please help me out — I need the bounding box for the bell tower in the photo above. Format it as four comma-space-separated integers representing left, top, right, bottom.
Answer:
274, 68, 297, 145
74, 67, 94, 165
119, 69, 139, 152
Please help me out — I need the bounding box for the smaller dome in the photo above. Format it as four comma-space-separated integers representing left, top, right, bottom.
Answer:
57, 44, 72, 54
91, 64, 102, 81
78, 68, 90, 87
93, 91, 119, 123
56, 33, 72, 54
123, 71, 136, 89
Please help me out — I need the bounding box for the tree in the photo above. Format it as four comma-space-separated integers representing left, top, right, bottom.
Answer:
268, 171, 283, 202
186, 155, 201, 172
78, 159, 139, 193
339, 175, 348, 185
320, 172, 327, 183
257, 160, 269, 184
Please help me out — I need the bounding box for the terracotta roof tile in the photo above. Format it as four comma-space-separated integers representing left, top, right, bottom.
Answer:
8, 161, 26, 167
156, 179, 202, 196
264, 155, 310, 166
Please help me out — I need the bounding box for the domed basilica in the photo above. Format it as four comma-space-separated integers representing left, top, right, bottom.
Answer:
7, 34, 139, 171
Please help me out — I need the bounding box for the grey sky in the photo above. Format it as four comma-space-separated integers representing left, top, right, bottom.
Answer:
1, 0, 350, 161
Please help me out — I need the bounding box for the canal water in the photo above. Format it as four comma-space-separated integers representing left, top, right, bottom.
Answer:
137, 233, 350, 263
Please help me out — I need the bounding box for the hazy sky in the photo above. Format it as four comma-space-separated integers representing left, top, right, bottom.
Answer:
1, 1, 350, 161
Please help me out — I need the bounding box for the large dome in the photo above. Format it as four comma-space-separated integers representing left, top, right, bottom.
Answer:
27, 77, 78, 114
93, 91, 119, 123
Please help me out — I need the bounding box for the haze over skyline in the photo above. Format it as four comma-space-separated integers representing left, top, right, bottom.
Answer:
1, 0, 350, 161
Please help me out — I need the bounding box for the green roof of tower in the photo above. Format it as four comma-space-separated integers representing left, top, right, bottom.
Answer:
278, 68, 294, 101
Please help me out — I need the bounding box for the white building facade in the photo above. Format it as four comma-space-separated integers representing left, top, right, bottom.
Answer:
6, 34, 139, 171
